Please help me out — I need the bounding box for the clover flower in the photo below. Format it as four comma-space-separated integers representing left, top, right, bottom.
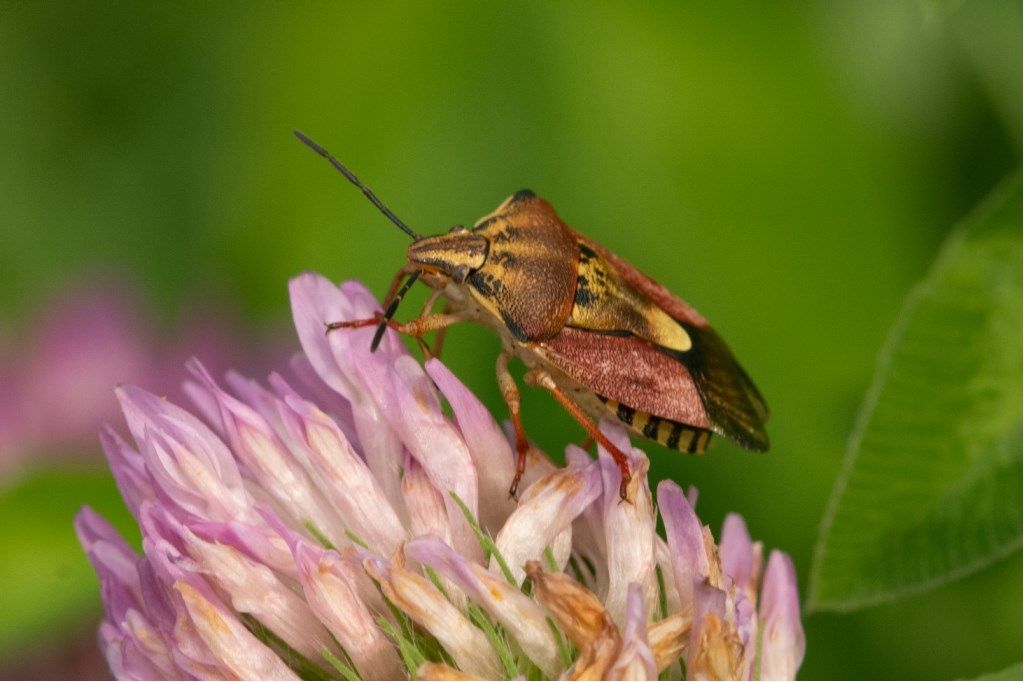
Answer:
76, 272, 805, 680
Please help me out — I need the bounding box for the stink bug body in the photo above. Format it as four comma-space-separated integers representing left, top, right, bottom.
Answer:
295, 131, 769, 499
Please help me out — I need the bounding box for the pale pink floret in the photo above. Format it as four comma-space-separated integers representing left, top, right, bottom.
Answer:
597, 427, 659, 628
493, 458, 603, 585
174, 576, 300, 681
424, 358, 515, 534
77, 273, 804, 680
186, 359, 350, 545
365, 556, 504, 679
759, 551, 806, 681
406, 535, 563, 678
607, 584, 658, 680
658, 480, 711, 606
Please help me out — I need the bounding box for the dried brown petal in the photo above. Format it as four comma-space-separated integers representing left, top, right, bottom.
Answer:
525, 560, 610, 645
688, 609, 744, 681
646, 611, 692, 674
525, 561, 622, 680
568, 623, 620, 681
416, 661, 479, 680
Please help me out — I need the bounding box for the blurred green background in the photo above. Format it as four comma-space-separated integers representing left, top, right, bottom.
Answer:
0, 1, 1019, 679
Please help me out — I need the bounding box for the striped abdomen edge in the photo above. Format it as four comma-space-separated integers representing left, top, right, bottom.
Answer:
597, 395, 712, 454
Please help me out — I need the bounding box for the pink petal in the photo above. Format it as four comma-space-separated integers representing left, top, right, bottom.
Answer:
99, 426, 155, 521
98, 621, 129, 680
187, 518, 299, 581
607, 584, 657, 680
290, 539, 402, 680
597, 421, 658, 627
288, 273, 364, 401
186, 360, 348, 543
76, 507, 145, 627
338, 279, 409, 359
425, 358, 515, 533
136, 556, 179, 646
343, 399, 407, 518
720, 515, 762, 679
118, 626, 168, 680
142, 537, 238, 679
687, 582, 739, 679
565, 444, 609, 591
117, 385, 253, 523
758, 551, 805, 681
289, 274, 410, 516
721, 513, 758, 593
494, 460, 603, 585
276, 388, 407, 554
657, 479, 709, 607
654, 537, 682, 615
734, 588, 759, 680
173, 578, 299, 680
175, 522, 338, 663
257, 504, 385, 611
121, 608, 184, 679
365, 556, 503, 679
387, 355, 481, 562
287, 353, 361, 446
402, 453, 453, 544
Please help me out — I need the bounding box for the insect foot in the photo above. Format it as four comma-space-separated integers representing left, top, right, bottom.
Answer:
508, 474, 522, 500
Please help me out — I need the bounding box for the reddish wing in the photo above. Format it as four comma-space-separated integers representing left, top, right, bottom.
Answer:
537, 327, 711, 428
559, 232, 770, 451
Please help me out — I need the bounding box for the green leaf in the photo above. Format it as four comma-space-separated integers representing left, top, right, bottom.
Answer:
808, 175, 1023, 612
974, 662, 1023, 680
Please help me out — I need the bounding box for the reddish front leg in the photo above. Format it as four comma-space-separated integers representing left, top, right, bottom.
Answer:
325, 314, 384, 333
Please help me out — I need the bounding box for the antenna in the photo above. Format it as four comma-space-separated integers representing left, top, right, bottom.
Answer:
371, 270, 421, 352
294, 130, 422, 240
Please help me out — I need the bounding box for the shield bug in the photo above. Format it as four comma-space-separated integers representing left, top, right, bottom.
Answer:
294, 131, 769, 500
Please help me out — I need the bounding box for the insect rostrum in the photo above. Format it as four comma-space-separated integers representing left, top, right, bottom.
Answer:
296, 131, 769, 500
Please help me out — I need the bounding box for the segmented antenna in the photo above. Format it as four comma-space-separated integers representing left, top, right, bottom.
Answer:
371, 270, 421, 352
293, 130, 422, 240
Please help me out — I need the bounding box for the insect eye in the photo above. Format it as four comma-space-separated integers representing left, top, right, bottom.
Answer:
451, 264, 470, 283
449, 224, 467, 234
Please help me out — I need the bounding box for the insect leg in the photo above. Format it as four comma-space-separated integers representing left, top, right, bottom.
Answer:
497, 351, 530, 499
324, 265, 417, 335
391, 312, 466, 358
325, 316, 380, 332
326, 311, 464, 359
429, 301, 452, 359
419, 289, 443, 317
524, 368, 633, 501
392, 313, 463, 338
416, 290, 452, 359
